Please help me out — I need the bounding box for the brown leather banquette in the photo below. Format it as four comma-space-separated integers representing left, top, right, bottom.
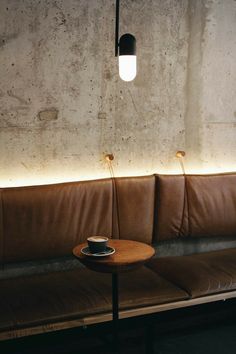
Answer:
1, 173, 236, 340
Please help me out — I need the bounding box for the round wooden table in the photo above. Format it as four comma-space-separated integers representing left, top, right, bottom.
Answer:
73, 239, 155, 273
73, 239, 155, 353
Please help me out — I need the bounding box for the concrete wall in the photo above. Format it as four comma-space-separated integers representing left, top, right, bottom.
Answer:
0, 0, 236, 186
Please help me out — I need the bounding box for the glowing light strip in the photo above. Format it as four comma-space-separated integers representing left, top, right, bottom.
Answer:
1, 165, 236, 188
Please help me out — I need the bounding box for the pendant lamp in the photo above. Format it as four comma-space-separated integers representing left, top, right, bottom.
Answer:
115, 0, 137, 82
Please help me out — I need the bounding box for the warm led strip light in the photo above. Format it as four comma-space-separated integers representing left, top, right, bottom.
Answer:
1, 164, 236, 187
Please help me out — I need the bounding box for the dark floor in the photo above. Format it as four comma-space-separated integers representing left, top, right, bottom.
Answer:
155, 323, 236, 354
1, 299, 236, 354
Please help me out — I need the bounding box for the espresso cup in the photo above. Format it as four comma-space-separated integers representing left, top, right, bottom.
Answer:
87, 236, 108, 254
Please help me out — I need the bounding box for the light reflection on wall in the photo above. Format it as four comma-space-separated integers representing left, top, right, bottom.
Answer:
183, 161, 236, 175
1, 161, 236, 187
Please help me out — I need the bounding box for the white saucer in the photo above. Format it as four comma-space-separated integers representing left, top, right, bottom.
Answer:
81, 246, 115, 257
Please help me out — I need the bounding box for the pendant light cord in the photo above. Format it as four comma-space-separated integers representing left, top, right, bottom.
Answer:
176, 151, 186, 175
115, 0, 120, 57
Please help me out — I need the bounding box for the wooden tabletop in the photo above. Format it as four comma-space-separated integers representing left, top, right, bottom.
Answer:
73, 239, 155, 273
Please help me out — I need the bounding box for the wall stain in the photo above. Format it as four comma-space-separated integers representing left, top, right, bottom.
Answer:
104, 69, 112, 80
128, 89, 139, 117
184, 0, 207, 164
38, 108, 58, 121
98, 112, 107, 120
0, 33, 18, 47
7, 90, 29, 105
21, 162, 30, 170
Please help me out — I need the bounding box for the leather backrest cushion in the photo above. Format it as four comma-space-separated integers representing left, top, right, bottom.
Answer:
113, 176, 155, 244
186, 174, 236, 237
2, 179, 112, 262
154, 175, 188, 242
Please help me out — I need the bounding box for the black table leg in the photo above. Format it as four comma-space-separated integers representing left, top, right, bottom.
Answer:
112, 272, 119, 353
145, 323, 154, 354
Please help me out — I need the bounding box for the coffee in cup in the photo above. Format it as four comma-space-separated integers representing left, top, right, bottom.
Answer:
87, 236, 108, 254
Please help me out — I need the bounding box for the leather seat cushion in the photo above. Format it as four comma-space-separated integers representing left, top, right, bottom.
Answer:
147, 248, 236, 298
0, 266, 188, 332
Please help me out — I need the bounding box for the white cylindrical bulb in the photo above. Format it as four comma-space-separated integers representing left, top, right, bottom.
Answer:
119, 55, 137, 82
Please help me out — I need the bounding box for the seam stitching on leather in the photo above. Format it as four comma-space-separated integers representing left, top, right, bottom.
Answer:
152, 174, 159, 243
112, 177, 121, 239
151, 174, 156, 244
178, 175, 186, 237
185, 176, 191, 237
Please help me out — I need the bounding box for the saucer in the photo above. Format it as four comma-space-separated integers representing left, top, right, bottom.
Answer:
81, 246, 115, 257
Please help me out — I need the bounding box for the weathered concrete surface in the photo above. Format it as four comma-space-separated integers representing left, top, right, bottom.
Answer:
184, 0, 236, 173
0, 0, 235, 186
199, 0, 236, 173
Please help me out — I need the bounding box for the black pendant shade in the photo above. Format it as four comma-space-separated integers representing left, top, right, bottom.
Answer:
119, 34, 136, 56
